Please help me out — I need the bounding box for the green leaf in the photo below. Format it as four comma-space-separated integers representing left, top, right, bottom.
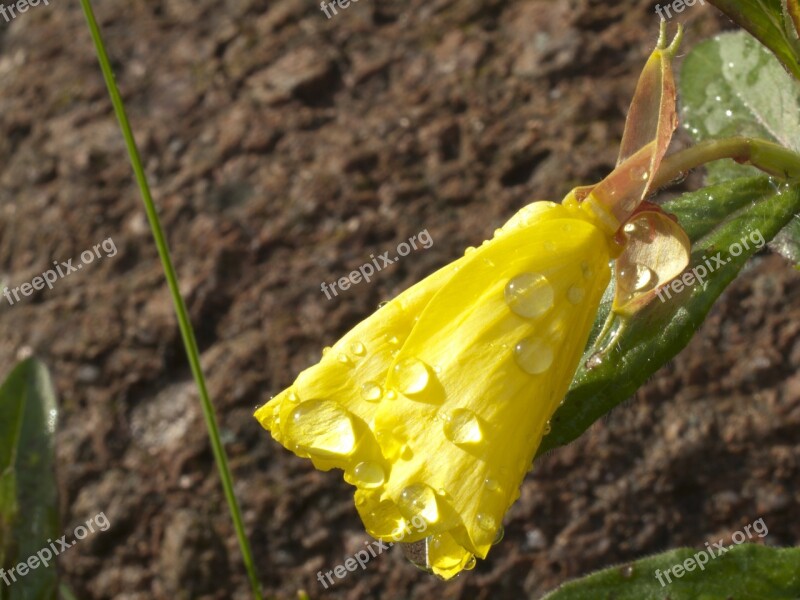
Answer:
705, 0, 800, 81
541, 544, 800, 600
539, 176, 800, 455
0, 358, 60, 600
680, 31, 800, 183
680, 30, 800, 265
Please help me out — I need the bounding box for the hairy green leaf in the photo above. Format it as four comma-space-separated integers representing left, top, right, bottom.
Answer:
705, 0, 800, 81
680, 30, 800, 265
542, 544, 800, 600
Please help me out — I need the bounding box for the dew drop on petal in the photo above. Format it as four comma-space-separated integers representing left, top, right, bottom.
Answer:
465, 246, 476, 255
322, 346, 332, 356
285, 400, 356, 457
464, 555, 477, 570
398, 483, 440, 524
567, 284, 585, 304
476, 513, 496, 531
378, 300, 389, 308
361, 381, 383, 402
543, 420, 551, 435
493, 525, 505, 545
394, 358, 431, 395
338, 353, 353, 366
388, 335, 400, 346
504, 273, 554, 319
386, 389, 398, 401
287, 390, 299, 403
581, 261, 594, 280
514, 336, 554, 375
443, 409, 483, 445
350, 342, 366, 356
353, 462, 386, 489
484, 477, 500, 492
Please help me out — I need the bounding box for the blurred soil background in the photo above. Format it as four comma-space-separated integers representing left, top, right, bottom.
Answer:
0, 0, 798, 598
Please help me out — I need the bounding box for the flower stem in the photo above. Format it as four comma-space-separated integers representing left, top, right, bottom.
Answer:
653, 137, 800, 189
78, 2, 263, 598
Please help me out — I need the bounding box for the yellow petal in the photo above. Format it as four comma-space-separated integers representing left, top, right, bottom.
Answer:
366, 202, 612, 567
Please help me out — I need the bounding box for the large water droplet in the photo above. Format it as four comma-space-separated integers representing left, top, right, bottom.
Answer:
361, 381, 383, 402
567, 284, 585, 304
353, 462, 386, 489
620, 264, 658, 293
476, 513, 496, 531
484, 477, 500, 492
493, 525, 505, 545
443, 409, 483, 445
464, 555, 477, 570
394, 358, 431, 395
398, 483, 440, 524
504, 273, 554, 319
513, 336, 554, 375
285, 400, 356, 457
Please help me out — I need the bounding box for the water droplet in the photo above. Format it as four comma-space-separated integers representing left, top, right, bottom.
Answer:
585, 353, 603, 369
350, 342, 366, 356
567, 285, 585, 304
353, 462, 386, 488
465, 246, 476, 255
504, 273, 554, 319
494, 228, 503, 237
287, 390, 299, 403
620, 564, 634, 578
394, 358, 431, 395
402, 539, 431, 573
464, 555, 477, 570
513, 336, 554, 375
285, 400, 356, 457
388, 335, 400, 346
484, 477, 500, 492
433, 364, 442, 374
361, 381, 383, 402
398, 483, 440, 524
543, 420, 551, 435
378, 300, 389, 308
581, 261, 594, 280
620, 264, 657, 293
322, 346, 332, 356
493, 526, 505, 545
443, 409, 483, 445
477, 513, 496, 531
390, 349, 400, 358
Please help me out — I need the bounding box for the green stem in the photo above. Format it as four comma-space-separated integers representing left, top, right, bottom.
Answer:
653, 136, 800, 189
78, 3, 263, 598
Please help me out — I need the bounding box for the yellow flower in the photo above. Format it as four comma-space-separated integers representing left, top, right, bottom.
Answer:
255, 24, 688, 580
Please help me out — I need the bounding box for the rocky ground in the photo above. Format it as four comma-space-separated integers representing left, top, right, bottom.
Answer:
0, 0, 798, 598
